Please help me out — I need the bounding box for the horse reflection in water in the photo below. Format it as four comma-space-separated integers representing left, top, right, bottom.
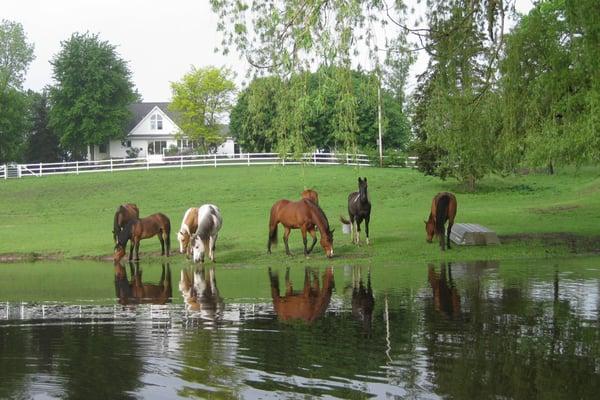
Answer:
268, 267, 334, 323
350, 267, 374, 335
428, 262, 461, 318
114, 262, 173, 305
179, 266, 224, 319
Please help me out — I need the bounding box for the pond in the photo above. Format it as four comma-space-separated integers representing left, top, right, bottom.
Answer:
1, 258, 599, 399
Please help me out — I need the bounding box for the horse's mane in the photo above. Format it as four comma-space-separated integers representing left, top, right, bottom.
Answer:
306, 200, 332, 237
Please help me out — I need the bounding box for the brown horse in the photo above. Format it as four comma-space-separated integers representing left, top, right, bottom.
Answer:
268, 267, 334, 323
112, 203, 139, 243
428, 262, 461, 318
301, 189, 319, 205
425, 192, 457, 251
340, 177, 371, 245
116, 213, 171, 260
351, 267, 374, 336
114, 262, 172, 305
267, 198, 334, 257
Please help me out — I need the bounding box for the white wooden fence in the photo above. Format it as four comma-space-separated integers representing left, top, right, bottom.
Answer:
1, 152, 417, 180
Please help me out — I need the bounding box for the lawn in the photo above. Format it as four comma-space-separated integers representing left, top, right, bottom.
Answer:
1, 164, 600, 267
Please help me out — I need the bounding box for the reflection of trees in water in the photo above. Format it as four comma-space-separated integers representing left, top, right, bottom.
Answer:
423, 261, 600, 399
0, 324, 144, 399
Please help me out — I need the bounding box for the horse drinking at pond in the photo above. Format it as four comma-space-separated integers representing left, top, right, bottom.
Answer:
425, 192, 457, 251
112, 203, 139, 243
177, 207, 198, 257
191, 204, 223, 263
267, 198, 334, 257
340, 177, 371, 245
301, 189, 319, 205
115, 213, 171, 261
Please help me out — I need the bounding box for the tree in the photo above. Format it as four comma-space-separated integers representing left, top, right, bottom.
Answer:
0, 20, 35, 163
49, 32, 137, 160
170, 66, 236, 152
24, 91, 63, 162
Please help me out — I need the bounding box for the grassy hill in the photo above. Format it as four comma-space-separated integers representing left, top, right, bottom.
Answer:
1, 165, 600, 266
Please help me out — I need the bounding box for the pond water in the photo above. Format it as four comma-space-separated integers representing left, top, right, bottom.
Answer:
1, 258, 599, 399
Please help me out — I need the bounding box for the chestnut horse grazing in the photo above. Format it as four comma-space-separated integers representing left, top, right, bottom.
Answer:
116, 213, 171, 260
268, 199, 334, 257
112, 203, 139, 243
177, 207, 198, 257
191, 204, 223, 263
340, 177, 371, 245
301, 189, 319, 205
268, 267, 334, 323
425, 192, 457, 251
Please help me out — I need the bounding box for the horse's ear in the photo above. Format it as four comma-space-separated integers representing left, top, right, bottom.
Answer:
358, 177, 362, 183
364, 177, 367, 182
424, 220, 427, 224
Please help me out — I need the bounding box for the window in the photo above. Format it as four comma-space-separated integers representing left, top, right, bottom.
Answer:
99, 143, 108, 153
121, 140, 132, 148
177, 139, 197, 149
147, 141, 167, 155
150, 114, 163, 130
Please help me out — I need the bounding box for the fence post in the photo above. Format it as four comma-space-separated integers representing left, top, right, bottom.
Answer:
247, 152, 250, 166
110, 159, 113, 172
346, 153, 349, 165
313, 152, 317, 166
180, 156, 183, 169
17, 165, 21, 178
39, 162, 42, 177
146, 158, 149, 170
76, 161, 79, 175
214, 154, 217, 168
3, 164, 6, 179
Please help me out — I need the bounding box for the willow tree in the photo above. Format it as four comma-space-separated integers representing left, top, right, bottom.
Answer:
210, 0, 415, 158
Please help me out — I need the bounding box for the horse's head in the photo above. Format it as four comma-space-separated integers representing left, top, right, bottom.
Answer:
177, 230, 191, 255
425, 218, 435, 243
358, 177, 368, 198
191, 235, 205, 263
320, 228, 335, 258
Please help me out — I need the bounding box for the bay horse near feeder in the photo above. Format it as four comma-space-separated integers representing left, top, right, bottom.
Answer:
267, 198, 334, 257
425, 192, 457, 251
340, 177, 371, 245
115, 213, 171, 261
177, 207, 199, 257
112, 203, 139, 243
268, 267, 334, 323
190, 204, 223, 263
301, 189, 319, 205
114, 262, 172, 305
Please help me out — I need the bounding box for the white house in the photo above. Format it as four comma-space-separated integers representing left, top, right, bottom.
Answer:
89, 102, 238, 160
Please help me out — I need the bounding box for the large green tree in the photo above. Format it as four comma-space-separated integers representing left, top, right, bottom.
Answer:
49, 32, 137, 160
0, 20, 35, 163
170, 66, 236, 152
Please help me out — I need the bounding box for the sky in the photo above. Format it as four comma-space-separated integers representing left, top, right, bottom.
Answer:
4, 0, 534, 102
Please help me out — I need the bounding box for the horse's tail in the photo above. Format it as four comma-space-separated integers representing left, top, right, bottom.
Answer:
436, 194, 451, 238
340, 216, 351, 225
163, 215, 171, 251
268, 206, 278, 247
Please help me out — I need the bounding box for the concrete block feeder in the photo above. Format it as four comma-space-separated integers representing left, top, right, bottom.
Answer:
342, 222, 351, 234
450, 223, 500, 246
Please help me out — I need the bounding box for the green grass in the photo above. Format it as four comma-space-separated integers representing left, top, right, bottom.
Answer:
1, 165, 600, 267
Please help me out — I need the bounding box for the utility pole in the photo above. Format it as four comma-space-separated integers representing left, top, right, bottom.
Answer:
377, 81, 383, 167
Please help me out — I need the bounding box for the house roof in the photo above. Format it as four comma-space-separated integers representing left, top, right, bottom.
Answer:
127, 102, 181, 132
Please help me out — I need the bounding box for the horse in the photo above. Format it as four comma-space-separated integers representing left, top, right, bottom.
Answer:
191, 204, 223, 263
351, 266, 374, 336
267, 198, 334, 257
340, 177, 371, 245
428, 262, 461, 318
425, 192, 457, 251
115, 213, 171, 261
177, 207, 199, 257
268, 267, 334, 323
301, 189, 319, 205
112, 203, 139, 243
179, 266, 224, 318
114, 262, 172, 305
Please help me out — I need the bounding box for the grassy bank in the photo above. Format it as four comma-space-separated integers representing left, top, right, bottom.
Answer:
1, 165, 600, 266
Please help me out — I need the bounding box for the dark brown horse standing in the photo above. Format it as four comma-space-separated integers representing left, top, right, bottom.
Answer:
268, 199, 334, 257
425, 192, 457, 251
116, 213, 171, 260
340, 177, 371, 245
112, 203, 139, 243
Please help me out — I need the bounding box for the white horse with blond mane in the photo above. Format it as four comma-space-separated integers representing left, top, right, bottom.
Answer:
191, 204, 223, 263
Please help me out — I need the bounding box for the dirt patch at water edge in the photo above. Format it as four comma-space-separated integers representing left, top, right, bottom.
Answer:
500, 232, 600, 254
0, 252, 65, 263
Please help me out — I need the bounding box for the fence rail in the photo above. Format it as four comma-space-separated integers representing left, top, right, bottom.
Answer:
1, 152, 417, 180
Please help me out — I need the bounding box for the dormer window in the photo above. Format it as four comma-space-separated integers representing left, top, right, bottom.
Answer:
150, 114, 163, 130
